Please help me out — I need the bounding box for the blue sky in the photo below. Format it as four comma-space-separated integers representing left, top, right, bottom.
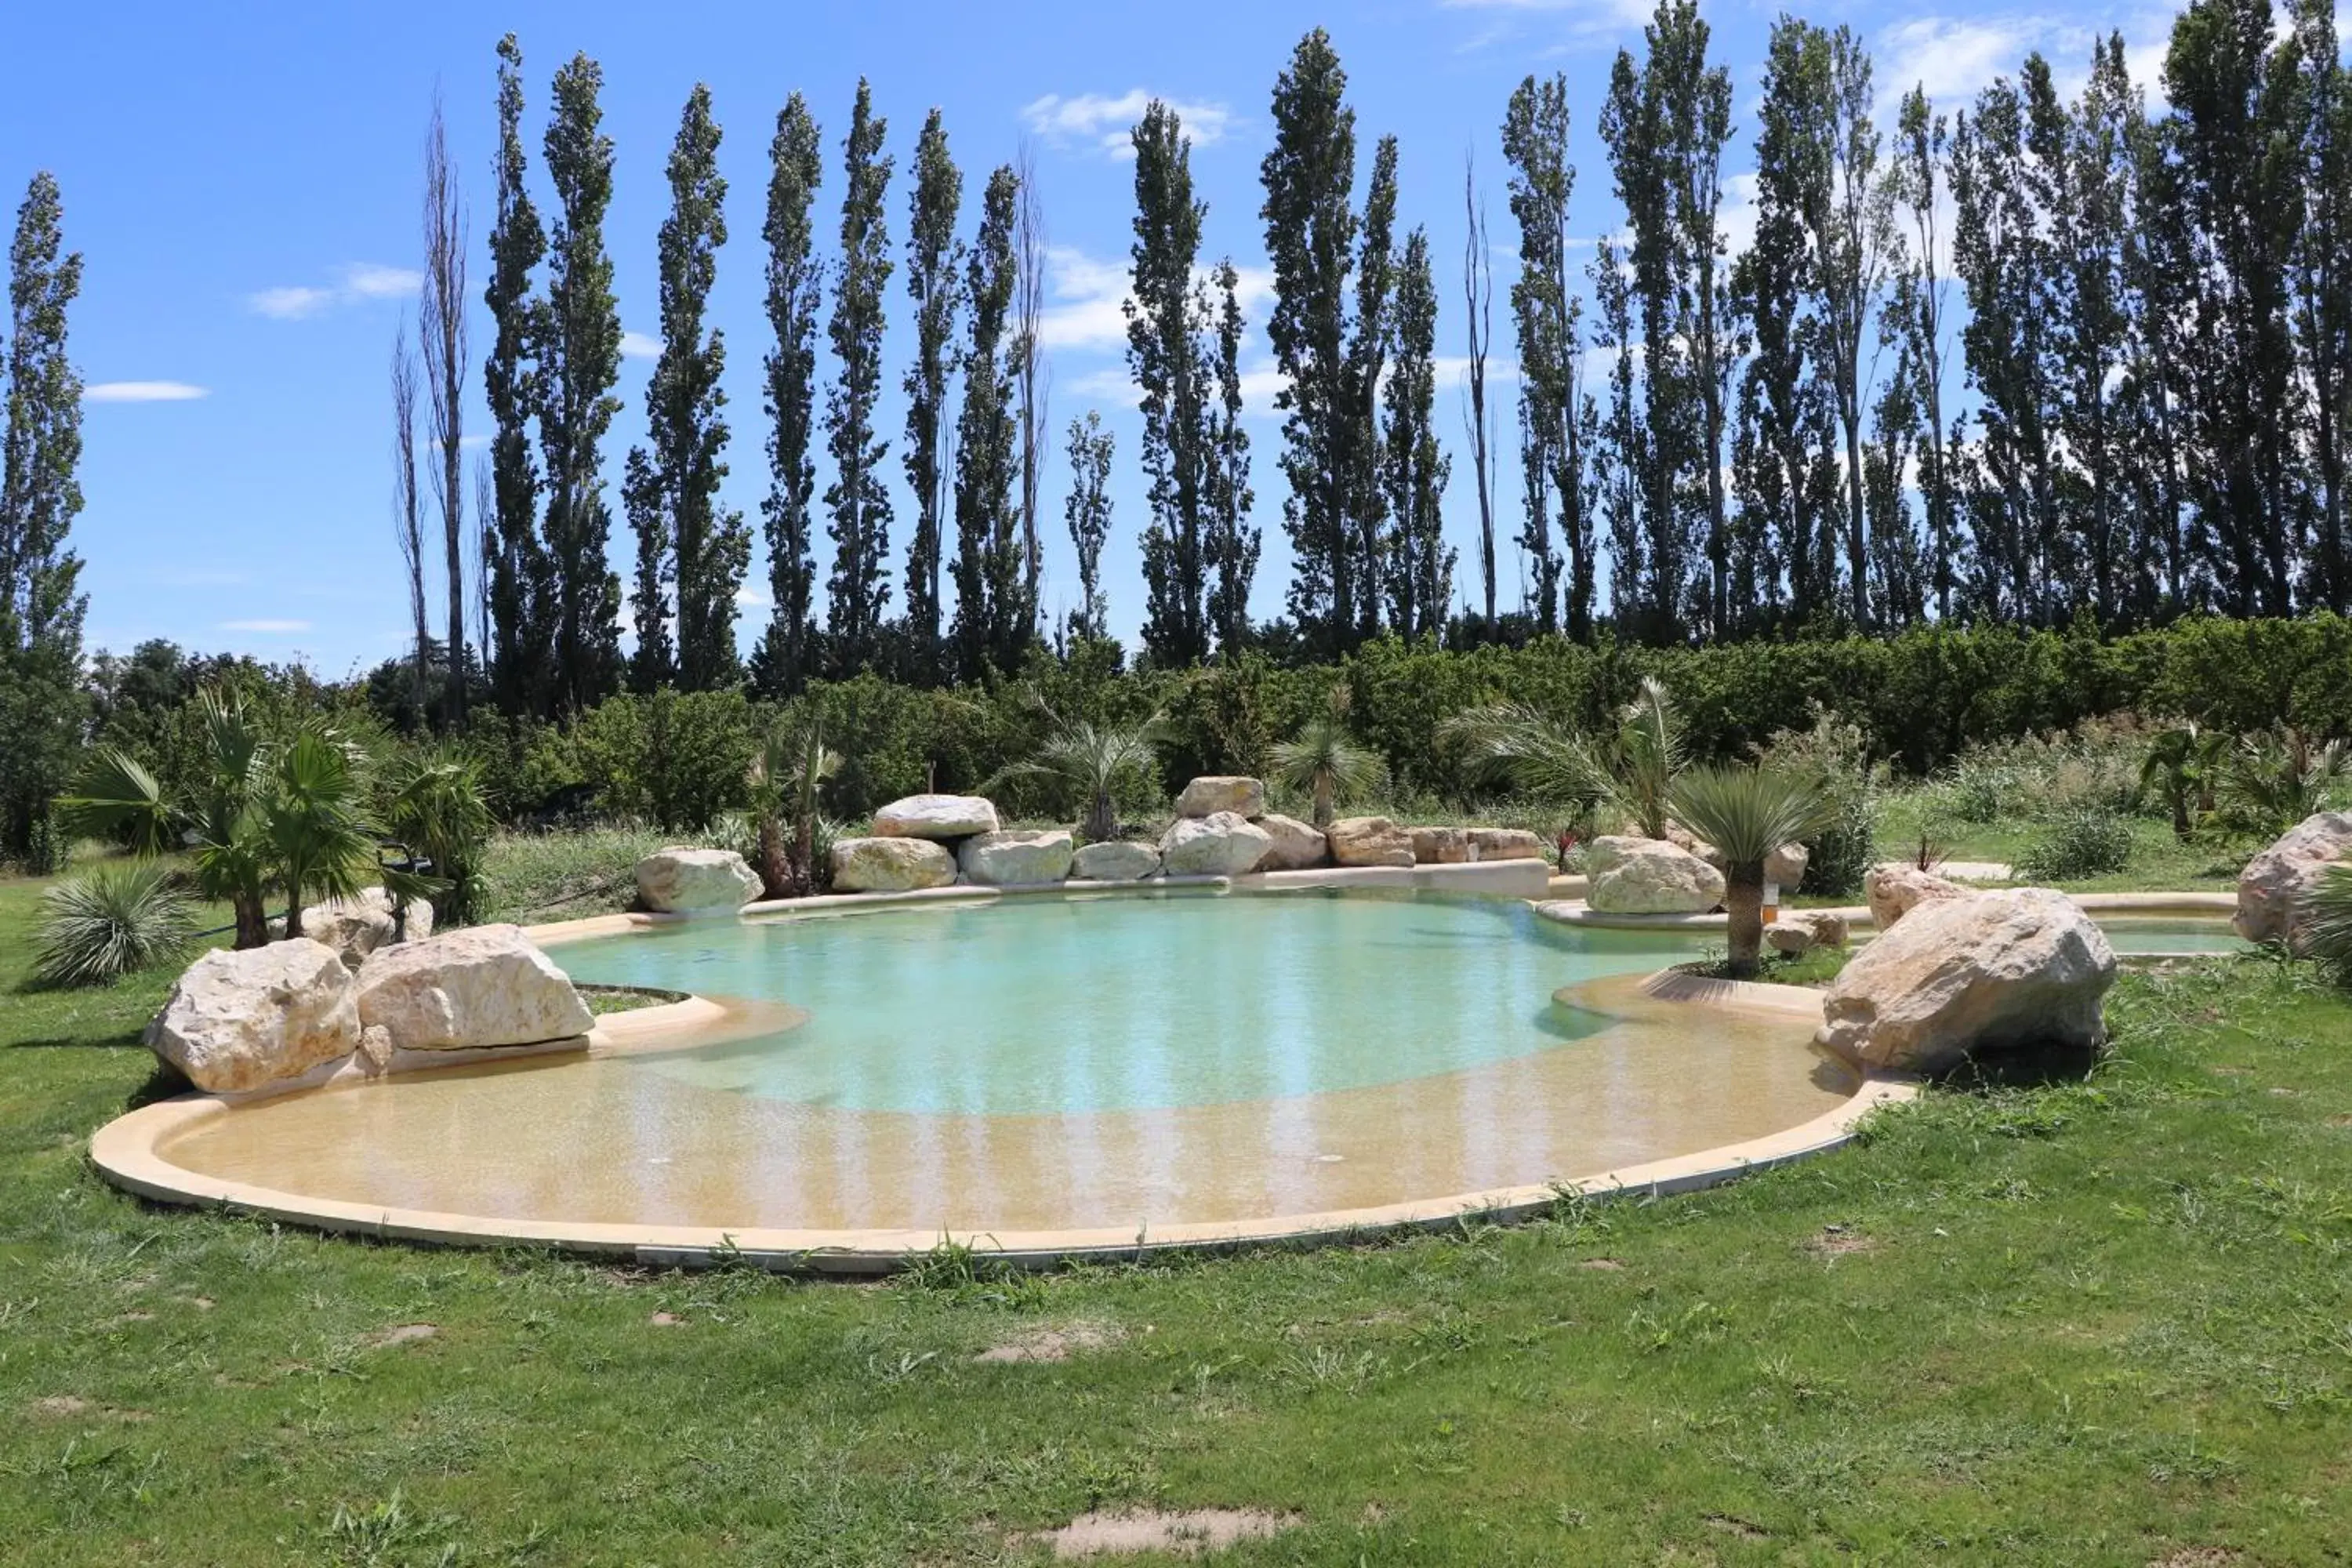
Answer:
3, 0, 2178, 677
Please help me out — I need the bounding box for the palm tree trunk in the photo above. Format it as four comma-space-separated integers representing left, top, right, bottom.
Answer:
757, 811, 789, 899
1087, 788, 1113, 844
793, 811, 816, 898
234, 891, 269, 950
281, 877, 303, 942
1724, 870, 1765, 980
1314, 776, 1334, 828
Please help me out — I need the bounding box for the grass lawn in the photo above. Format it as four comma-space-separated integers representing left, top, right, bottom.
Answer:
5, 872, 2351, 1565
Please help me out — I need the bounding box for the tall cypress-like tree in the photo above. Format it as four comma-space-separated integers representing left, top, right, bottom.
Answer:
538, 51, 626, 714
1129, 99, 1213, 668
1344, 136, 1400, 646
1889, 85, 1962, 622
392, 325, 430, 715
1461, 160, 1501, 633
484, 34, 550, 715
1013, 146, 1050, 626
1591, 231, 1647, 625
420, 96, 470, 724
950, 165, 1025, 681
1063, 411, 1115, 642
1207, 258, 1260, 658
902, 108, 963, 679
1383, 228, 1453, 641
754, 93, 823, 694
1812, 25, 1893, 629
2293, 0, 2352, 612
625, 83, 746, 693
823, 79, 895, 673
0, 172, 87, 865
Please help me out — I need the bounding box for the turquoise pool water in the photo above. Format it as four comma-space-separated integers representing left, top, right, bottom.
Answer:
557, 891, 1715, 1117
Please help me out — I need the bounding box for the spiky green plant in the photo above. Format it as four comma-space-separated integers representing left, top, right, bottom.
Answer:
2136, 722, 2227, 840
1668, 765, 1837, 978
382, 752, 492, 921
1612, 678, 1685, 840
2216, 730, 2347, 839
988, 710, 1163, 844
1440, 703, 1606, 810
1269, 692, 1387, 827
2306, 863, 2352, 981
32, 862, 197, 988
748, 717, 843, 898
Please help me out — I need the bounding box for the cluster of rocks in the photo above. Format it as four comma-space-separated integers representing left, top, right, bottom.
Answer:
823, 779, 1547, 893
1582, 833, 1809, 916
274, 886, 438, 968
145, 924, 594, 1094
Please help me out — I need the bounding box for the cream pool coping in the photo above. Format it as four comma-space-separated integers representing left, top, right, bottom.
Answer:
1539, 888, 2239, 933
89, 867, 1902, 1273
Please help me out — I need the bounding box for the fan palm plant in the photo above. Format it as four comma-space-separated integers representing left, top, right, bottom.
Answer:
2216, 729, 2347, 837
1443, 677, 1686, 837
1668, 765, 1838, 978
748, 717, 843, 898
381, 751, 492, 921
32, 861, 197, 987
2136, 722, 2227, 840
1269, 691, 1386, 827
988, 708, 1163, 844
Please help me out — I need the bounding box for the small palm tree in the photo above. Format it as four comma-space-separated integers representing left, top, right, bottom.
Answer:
2216, 728, 2347, 838
1269, 690, 1386, 827
1443, 677, 1685, 837
988, 706, 1163, 844
748, 717, 842, 898
1668, 764, 1838, 979
381, 751, 492, 921
2136, 722, 2226, 840
265, 726, 414, 942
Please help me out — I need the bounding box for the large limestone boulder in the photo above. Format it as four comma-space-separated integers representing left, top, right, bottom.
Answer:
292, 887, 436, 969
1254, 812, 1330, 872
831, 835, 958, 892
959, 829, 1075, 887
1327, 815, 1415, 869
1174, 775, 1267, 819
1866, 863, 1968, 931
1409, 826, 1469, 865
871, 793, 1000, 840
1073, 840, 1161, 882
1766, 909, 1851, 956
1819, 888, 2117, 1076
2234, 811, 2352, 950
1586, 835, 1725, 915
1160, 811, 1274, 877
354, 924, 593, 1054
635, 847, 761, 913
1766, 842, 1810, 889
144, 939, 361, 1094
1467, 827, 1544, 862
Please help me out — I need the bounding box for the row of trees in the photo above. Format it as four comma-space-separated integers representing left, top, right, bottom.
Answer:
400, 0, 2352, 724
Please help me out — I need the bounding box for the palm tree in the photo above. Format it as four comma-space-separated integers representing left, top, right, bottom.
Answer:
988, 707, 1163, 844
2216, 729, 2347, 838
748, 717, 842, 898
2136, 722, 2226, 840
1668, 765, 1837, 978
1269, 690, 1386, 827
1612, 678, 1685, 840
1443, 677, 1685, 837
382, 750, 492, 920
264, 726, 417, 942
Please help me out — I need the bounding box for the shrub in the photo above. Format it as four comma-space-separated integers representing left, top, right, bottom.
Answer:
33, 862, 196, 987
1758, 708, 1880, 898
2305, 862, 2352, 981
2016, 808, 2136, 882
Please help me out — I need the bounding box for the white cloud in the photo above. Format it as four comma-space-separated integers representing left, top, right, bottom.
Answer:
246, 262, 423, 320
1036, 246, 1275, 354
1022, 90, 1235, 157
734, 583, 772, 609
85, 380, 209, 402
1441, 0, 1650, 51
1877, 16, 2069, 110
220, 619, 311, 633
621, 331, 661, 360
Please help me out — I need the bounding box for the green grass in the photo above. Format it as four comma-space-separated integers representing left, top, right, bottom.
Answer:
8, 871, 2352, 1564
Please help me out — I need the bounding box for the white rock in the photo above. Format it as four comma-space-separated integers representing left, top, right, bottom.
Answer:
354, 924, 592, 1053
830, 835, 958, 892
1766, 909, 1851, 956
2234, 811, 2352, 950
1160, 811, 1274, 877
1766, 842, 1810, 889
1253, 812, 1330, 871
871, 793, 1000, 840
1073, 840, 1161, 881
1818, 888, 2117, 1076
1326, 815, 1416, 869
144, 939, 361, 1094
635, 847, 761, 913
1467, 827, 1544, 862
1409, 826, 1469, 865
1866, 863, 1968, 931
291, 887, 436, 969
958, 829, 1075, 886
1174, 775, 1267, 818
1585, 836, 1725, 914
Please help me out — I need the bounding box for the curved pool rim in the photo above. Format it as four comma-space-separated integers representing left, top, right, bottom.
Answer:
93, 872, 1918, 1272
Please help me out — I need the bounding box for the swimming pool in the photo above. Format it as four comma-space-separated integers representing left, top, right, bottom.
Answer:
137, 890, 1861, 1250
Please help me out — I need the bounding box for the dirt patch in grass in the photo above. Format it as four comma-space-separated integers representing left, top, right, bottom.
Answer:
1705, 1513, 1768, 1540
1024, 1508, 1301, 1558
1577, 1258, 1626, 1272
1804, 1225, 1877, 1259
366, 1323, 439, 1348
976, 1320, 1123, 1364
2147, 1549, 2241, 1567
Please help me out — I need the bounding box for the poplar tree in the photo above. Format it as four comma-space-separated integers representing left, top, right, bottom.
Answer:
538, 51, 626, 713
1889, 85, 1962, 621
902, 109, 963, 678
823, 79, 895, 673
0, 172, 87, 865
1382, 227, 1453, 641
2293, 0, 2352, 612
1207, 258, 1260, 658
484, 34, 550, 714
1128, 98, 1213, 667
1461, 161, 1501, 633
420, 97, 470, 723
624, 83, 746, 693
1812, 25, 1893, 629
1501, 73, 1591, 637
1063, 411, 1114, 641
950, 165, 1025, 680
754, 93, 823, 694
1344, 136, 1400, 646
